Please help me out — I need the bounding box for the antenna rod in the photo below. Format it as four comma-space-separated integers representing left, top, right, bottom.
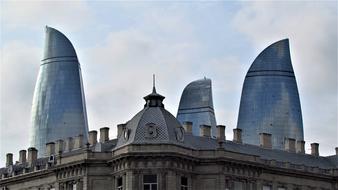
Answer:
153, 74, 155, 88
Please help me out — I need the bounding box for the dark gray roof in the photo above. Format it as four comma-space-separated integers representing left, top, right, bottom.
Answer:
114, 107, 187, 149
114, 88, 188, 150
184, 134, 336, 169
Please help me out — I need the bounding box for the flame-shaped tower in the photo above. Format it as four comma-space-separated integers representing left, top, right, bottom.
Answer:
237, 39, 304, 150
30, 27, 88, 156
177, 78, 217, 137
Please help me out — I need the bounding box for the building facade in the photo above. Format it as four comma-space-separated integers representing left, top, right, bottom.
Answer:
177, 78, 217, 138
237, 39, 304, 150
1, 87, 337, 190
30, 27, 89, 157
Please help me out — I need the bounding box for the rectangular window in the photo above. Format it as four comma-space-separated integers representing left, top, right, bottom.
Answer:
117, 177, 123, 190
143, 175, 157, 190
181, 176, 188, 190
263, 185, 272, 190
277, 188, 286, 190
234, 181, 244, 190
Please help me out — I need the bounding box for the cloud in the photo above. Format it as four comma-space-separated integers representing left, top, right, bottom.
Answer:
81, 26, 201, 138
1, 1, 93, 32
232, 1, 338, 155
0, 41, 40, 163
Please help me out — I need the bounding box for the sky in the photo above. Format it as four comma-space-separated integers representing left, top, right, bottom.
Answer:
0, 1, 337, 166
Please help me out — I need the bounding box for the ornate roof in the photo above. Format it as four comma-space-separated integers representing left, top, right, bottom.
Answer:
114, 86, 186, 149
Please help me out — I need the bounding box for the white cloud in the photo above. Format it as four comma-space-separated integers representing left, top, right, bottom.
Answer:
232, 1, 338, 155
0, 41, 40, 164
1, 1, 93, 32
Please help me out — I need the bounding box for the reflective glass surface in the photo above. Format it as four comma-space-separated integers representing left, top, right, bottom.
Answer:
177, 78, 217, 137
237, 39, 304, 150
30, 27, 88, 157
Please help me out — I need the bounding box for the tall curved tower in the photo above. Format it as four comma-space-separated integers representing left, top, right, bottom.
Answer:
30, 26, 88, 157
177, 78, 217, 137
237, 39, 304, 150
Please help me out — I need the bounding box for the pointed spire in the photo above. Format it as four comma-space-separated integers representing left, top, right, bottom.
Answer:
152, 74, 157, 93
144, 75, 165, 108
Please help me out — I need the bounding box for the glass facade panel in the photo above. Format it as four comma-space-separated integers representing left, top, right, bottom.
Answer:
177, 78, 217, 137
237, 39, 304, 150
30, 27, 88, 157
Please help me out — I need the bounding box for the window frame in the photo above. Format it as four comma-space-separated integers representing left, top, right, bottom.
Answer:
180, 176, 188, 190
143, 174, 158, 190
117, 176, 123, 190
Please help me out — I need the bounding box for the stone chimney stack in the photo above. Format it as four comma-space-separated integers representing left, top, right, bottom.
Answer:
284, 138, 296, 153
311, 143, 319, 156
100, 127, 110, 143
74, 134, 84, 149
336, 147, 338, 156
6, 153, 13, 167
117, 124, 125, 138
200, 125, 211, 137
88, 130, 98, 145
259, 133, 272, 149
19, 150, 27, 164
216, 125, 226, 141
233, 128, 242, 143
55, 139, 64, 154
46, 142, 55, 156
28, 147, 38, 166
183, 121, 193, 134
297, 140, 305, 154
65, 137, 74, 152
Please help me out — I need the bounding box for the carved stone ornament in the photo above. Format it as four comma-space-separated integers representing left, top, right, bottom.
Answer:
175, 127, 185, 142
124, 128, 130, 140
145, 123, 158, 138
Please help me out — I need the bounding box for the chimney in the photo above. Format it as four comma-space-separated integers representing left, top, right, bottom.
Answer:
284, 138, 296, 153
46, 142, 55, 156
259, 133, 272, 149
117, 124, 125, 138
297, 140, 305, 154
183, 121, 193, 134
19, 150, 27, 163
55, 139, 64, 154
74, 135, 84, 149
6, 153, 13, 167
311, 143, 319, 156
28, 147, 38, 166
88, 130, 98, 145
200, 125, 211, 137
65, 137, 74, 152
336, 147, 338, 156
233, 128, 242, 143
216, 125, 226, 141
100, 127, 110, 143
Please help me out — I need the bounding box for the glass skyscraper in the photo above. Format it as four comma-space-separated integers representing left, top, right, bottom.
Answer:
177, 78, 217, 137
237, 39, 304, 150
30, 26, 89, 157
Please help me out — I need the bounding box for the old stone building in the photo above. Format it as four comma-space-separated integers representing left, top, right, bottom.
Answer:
0, 87, 338, 190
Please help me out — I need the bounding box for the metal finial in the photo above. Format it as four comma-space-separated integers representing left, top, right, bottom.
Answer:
152, 74, 156, 93
153, 74, 155, 88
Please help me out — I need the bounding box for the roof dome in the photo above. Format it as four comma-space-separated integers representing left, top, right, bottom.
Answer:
114, 85, 186, 149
